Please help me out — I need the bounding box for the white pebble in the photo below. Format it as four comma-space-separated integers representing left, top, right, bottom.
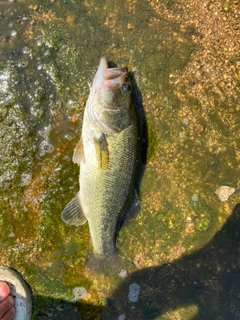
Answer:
38, 140, 55, 157
215, 186, 235, 201
10, 30, 17, 37
179, 131, 185, 138
72, 287, 87, 301
191, 194, 199, 202
119, 269, 127, 279
20, 172, 32, 186
8, 232, 15, 238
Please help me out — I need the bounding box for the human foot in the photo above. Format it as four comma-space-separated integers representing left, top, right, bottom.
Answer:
0, 267, 32, 320
0, 282, 15, 320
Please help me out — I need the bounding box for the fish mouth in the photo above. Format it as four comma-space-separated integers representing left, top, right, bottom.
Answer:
94, 57, 128, 90
88, 57, 132, 133
101, 57, 128, 79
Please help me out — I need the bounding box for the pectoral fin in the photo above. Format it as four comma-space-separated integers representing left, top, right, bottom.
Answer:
73, 137, 85, 165
61, 192, 87, 226
94, 134, 109, 169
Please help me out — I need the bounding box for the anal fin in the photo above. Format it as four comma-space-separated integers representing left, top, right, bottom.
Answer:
61, 192, 87, 226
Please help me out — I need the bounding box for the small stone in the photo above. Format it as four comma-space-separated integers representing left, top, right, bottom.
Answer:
119, 269, 127, 279
179, 131, 185, 138
21, 172, 32, 186
195, 124, 204, 135
56, 305, 64, 311
33, 5, 39, 11
192, 194, 199, 202
72, 287, 87, 301
10, 30, 17, 37
128, 283, 140, 303
8, 232, 15, 238
215, 186, 235, 201
71, 113, 79, 123
222, 2, 230, 11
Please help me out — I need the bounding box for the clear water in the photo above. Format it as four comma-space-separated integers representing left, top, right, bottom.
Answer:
0, 0, 239, 319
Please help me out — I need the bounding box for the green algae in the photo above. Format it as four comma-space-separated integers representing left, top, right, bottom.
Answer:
0, 63, 36, 242
190, 197, 212, 232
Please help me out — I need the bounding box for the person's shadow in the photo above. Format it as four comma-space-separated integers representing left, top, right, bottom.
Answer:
103, 203, 240, 320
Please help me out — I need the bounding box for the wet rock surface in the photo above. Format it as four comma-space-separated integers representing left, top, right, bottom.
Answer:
0, 0, 239, 319
36, 307, 82, 320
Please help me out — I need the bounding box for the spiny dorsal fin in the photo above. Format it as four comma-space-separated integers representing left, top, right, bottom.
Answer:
73, 137, 85, 165
61, 192, 87, 226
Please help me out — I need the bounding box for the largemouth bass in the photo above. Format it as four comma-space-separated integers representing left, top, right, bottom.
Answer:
61, 57, 140, 256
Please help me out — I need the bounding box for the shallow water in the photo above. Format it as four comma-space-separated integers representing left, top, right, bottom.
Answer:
0, 0, 239, 319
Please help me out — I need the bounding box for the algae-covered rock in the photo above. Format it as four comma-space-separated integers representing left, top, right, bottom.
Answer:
0, 63, 35, 223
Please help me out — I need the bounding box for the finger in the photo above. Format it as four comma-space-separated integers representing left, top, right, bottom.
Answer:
0, 306, 15, 320
0, 283, 10, 302
0, 296, 14, 319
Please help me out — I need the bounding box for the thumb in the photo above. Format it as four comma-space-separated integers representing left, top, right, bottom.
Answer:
0, 282, 10, 302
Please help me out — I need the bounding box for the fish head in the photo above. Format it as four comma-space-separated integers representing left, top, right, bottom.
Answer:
90, 57, 134, 133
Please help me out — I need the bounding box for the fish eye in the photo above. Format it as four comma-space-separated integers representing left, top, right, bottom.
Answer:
122, 83, 131, 93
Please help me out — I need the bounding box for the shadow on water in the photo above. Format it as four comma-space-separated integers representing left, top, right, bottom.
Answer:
130, 72, 148, 168
112, 64, 147, 235
33, 296, 103, 320
103, 203, 240, 319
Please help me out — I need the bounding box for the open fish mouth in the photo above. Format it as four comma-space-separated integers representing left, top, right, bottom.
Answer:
93, 57, 129, 91
102, 57, 128, 79
103, 66, 128, 81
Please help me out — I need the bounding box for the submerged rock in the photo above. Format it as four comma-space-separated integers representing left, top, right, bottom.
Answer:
0, 63, 35, 218
128, 283, 140, 303
215, 186, 235, 201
